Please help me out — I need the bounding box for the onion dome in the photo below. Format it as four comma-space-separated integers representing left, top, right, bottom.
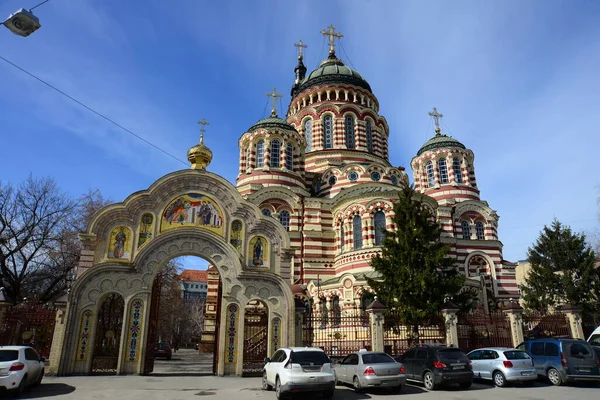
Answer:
247, 115, 298, 134
188, 134, 213, 170
416, 132, 466, 156
296, 55, 372, 96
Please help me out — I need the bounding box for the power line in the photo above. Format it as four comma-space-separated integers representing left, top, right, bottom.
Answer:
30, 0, 51, 11
0, 54, 188, 166
339, 40, 356, 70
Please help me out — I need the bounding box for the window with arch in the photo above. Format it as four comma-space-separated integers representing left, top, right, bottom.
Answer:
461, 220, 471, 239
270, 140, 280, 168
285, 143, 293, 170
361, 292, 375, 312
475, 221, 485, 240
340, 225, 345, 251
256, 140, 265, 168
426, 161, 435, 187
344, 115, 355, 149
374, 210, 386, 246
323, 115, 333, 149
304, 119, 313, 152
366, 120, 373, 153
279, 210, 290, 231
453, 157, 462, 183
320, 297, 328, 328
438, 158, 449, 184
331, 296, 341, 327
262, 208, 272, 217
353, 215, 363, 250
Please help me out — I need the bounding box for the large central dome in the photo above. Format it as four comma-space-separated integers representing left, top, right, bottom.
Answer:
296, 55, 372, 96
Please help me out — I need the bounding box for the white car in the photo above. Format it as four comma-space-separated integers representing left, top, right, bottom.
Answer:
262, 347, 335, 400
0, 346, 45, 395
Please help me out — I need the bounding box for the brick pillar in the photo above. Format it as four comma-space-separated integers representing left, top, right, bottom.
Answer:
441, 302, 459, 347
294, 300, 305, 347
562, 304, 585, 339
503, 301, 525, 347
47, 294, 68, 375
366, 298, 385, 352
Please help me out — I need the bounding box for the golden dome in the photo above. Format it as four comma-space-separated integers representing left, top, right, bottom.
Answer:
187, 134, 213, 170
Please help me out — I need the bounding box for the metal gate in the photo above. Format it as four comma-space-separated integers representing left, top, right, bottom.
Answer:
143, 275, 161, 375
458, 310, 512, 352
242, 300, 268, 376
522, 311, 571, 339
0, 301, 57, 359
91, 293, 124, 375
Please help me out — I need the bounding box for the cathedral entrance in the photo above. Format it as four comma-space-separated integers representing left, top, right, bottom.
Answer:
90, 294, 125, 375
242, 300, 269, 376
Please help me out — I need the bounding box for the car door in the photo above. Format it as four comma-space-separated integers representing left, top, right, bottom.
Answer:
266, 350, 285, 384
529, 342, 546, 374
467, 350, 482, 378
399, 349, 417, 379
336, 354, 352, 384
24, 348, 41, 385
564, 342, 597, 376
480, 350, 498, 380
345, 354, 359, 383
544, 342, 560, 374
414, 348, 429, 381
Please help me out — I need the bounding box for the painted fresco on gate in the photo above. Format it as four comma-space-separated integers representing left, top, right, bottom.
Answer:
137, 213, 154, 248
160, 193, 224, 235
248, 236, 268, 267
107, 226, 132, 260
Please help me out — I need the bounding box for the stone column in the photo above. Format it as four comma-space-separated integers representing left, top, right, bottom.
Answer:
366, 298, 386, 352
47, 294, 69, 375
503, 301, 525, 347
441, 302, 459, 347
294, 300, 305, 347
562, 304, 585, 339
0, 289, 11, 338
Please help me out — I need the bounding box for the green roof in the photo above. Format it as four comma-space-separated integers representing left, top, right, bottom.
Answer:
247, 116, 297, 133
296, 56, 372, 95
417, 134, 466, 156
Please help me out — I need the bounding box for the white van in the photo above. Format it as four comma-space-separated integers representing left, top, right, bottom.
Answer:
588, 326, 600, 346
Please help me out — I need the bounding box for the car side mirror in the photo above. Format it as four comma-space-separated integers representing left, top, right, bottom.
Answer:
264, 357, 271, 364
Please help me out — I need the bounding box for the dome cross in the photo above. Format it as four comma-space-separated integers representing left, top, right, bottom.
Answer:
321, 24, 343, 56
197, 118, 210, 142
294, 40, 307, 60
266, 87, 283, 117
428, 107, 444, 134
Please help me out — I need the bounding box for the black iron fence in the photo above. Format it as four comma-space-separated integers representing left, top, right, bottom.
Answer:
0, 301, 57, 359
383, 311, 446, 356
457, 310, 512, 352
522, 310, 571, 339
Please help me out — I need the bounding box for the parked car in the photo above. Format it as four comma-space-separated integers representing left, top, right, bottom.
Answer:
334, 350, 406, 392
153, 343, 172, 360
395, 344, 473, 390
517, 338, 600, 386
467, 347, 537, 387
588, 326, 600, 346
262, 347, 335, 400
0, 345, 45, 395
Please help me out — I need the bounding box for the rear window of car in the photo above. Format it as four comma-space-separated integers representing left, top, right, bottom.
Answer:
589, 335, 600, 346
155, 343, 169, 349
504, 351, 530, 360
362, 353, 395, 364
566, 342, 593, 359
437, 349, 468, 361
0, 350, 19, 362
290, 351, 330, 366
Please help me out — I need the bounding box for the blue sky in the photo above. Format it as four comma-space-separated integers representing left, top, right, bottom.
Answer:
1, 0, 599, 264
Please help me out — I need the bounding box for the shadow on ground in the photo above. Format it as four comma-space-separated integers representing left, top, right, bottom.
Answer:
0, 383, 76, 399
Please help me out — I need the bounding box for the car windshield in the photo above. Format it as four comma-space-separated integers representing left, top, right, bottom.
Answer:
589, 335, 600, 346
504, 351, 530, 360
0, 350, 19, 362
155, 343, 169, 349
290, 351, 330, 366
437, 349, 468, 361
362, 353, 395, 364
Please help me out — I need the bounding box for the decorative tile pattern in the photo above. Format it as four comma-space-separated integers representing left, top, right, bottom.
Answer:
226, 304, 239, 364
76, 310, 93, 361
127, 299, 144, 361
271, 317, 280, 355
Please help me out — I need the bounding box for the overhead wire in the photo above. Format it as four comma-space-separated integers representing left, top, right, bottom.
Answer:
30, 0, 51, 11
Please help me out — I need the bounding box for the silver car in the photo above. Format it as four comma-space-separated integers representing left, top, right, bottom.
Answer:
334, 350, 406, 392
467, 347, 537, 387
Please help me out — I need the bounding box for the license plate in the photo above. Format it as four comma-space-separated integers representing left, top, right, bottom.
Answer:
580, 369, 590, 373
454, 366, 465, 370
521, 371, 532, 376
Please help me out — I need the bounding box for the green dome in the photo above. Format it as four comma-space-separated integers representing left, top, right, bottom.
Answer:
247, 116, 297, 133
296, 56, 372, 95
417, 133, 466, 156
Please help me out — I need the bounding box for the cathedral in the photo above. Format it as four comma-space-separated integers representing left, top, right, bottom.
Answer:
234, 25, 519, 312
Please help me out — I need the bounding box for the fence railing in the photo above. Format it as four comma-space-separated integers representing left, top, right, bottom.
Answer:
522, 311, 571, 339
0, 302, 57, 359
457, 310, 512, 352
302, 309, 371, 357
383, 311, 446, 356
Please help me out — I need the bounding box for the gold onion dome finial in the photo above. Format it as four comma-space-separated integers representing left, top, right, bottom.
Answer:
188, 118, 213, 170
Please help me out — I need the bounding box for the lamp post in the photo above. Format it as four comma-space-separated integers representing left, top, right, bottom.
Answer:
1, 1, 51, 37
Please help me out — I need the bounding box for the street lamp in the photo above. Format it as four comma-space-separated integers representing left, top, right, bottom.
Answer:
1, 1, 51, 37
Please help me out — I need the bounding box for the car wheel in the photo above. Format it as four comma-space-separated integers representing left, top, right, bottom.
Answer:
275, 377, 285, 400
493, 371, 507, 387
353, 376, 363, 393
323, 389, 334, 398
423, 371, 436, 390
547, 368, 562, 386
13, 374, 27, 395
32, 369, 44, 387
459, 381, 472, 389
262, 371, 272, 391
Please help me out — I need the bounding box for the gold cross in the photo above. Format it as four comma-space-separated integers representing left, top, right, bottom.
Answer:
266, 88, 283, 117
321, 24, 343, 55
294, 40, 307, 60
428, 107, 443, 133
197, 118, 210, 142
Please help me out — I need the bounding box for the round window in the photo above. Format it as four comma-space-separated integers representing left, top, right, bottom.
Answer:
391, 175, 398, 185
348, 171, 359, 182
370, 171, 381, 182
328, 176, 337, 186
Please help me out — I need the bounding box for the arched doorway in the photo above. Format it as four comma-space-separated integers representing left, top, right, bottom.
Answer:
242, 300, 269, 376
90, 293, 124, 375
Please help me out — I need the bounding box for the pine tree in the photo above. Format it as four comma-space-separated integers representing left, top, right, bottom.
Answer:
522, 219, 598, 313
366, 185, 466, 339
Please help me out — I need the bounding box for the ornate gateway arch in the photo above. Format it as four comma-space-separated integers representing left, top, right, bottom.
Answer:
53, 163, 295, 376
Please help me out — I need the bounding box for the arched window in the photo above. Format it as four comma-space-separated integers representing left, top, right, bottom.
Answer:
245, 147, 250, 170
279, 210, 290, 231
475, 221, 485, 240
256, 140, 265, 167
461, 221, 471, 239
453, 157, 462, 183
285, 143, 293, 170
340, 225, 345, 251
323, 115, 333, 149
426, 161, 435, 187
262, 208, 271, 217
374, 211, 386, 246
331, 296, 341, 327
353, 215, 363, 249
345, 115, 355, 149
270, 140, 280, 168
320, 297, 328, 328
361, 292, 375, 311
438, 158, 449, 184
366, 120, 373, 153
304, 119, 313, 152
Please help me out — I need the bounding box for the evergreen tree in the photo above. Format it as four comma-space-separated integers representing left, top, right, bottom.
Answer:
366, 185, 466, 339
522, 219, 598, 313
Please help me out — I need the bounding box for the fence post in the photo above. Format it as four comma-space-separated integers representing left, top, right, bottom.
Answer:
562, 304, 585, 339
366, 298, 385, 352
441, 302, 459, 348
47, 295, 68, 375
294, 299, 305, 347
503, 301, 524, 347
0, 289, 10, 336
